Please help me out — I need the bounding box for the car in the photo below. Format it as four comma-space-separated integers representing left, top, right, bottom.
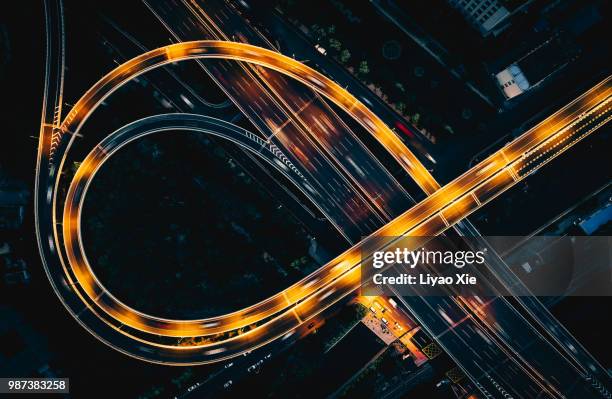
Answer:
436, 379, 450, 388
394, 322, 403, 331
248, 360, 264, 373
187, 382, 200, 392
224, 362, 234, 369
223, 380, 233, 389
388, 298, 398, 308
395, 121, 414, 138
381, 317, 389, 325
315, 44, 327, 55
424, 151, 437, 164
369, 306, 377, 314
180, 94, 194, 109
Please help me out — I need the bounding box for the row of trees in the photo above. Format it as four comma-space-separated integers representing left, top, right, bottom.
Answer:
307, 23, 444, 143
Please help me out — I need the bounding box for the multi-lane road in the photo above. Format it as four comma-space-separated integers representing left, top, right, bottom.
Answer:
145, 0, 430, 241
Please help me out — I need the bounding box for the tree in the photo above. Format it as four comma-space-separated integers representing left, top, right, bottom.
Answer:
395, 102, 407, 115
329, 38, 342, 51
358, 60, 370, 75
339, 49, 351, 63
309, 24, 327, 40
354, 303, 368, 319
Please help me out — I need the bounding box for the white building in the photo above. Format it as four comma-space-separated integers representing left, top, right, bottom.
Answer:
447, 0, 511, 37
495, 64, 530, 99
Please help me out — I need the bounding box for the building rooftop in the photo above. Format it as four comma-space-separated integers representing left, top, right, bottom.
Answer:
495, 64, 530, 99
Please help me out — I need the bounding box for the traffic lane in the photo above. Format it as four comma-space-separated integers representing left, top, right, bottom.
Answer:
167, 0, 412, 226
149, 1, 385, 240
296, 93, 414, 217
522, 293, 612, 388
390, 261, 557, 397
269, 116, 385, 237
504, 82, 611, 160
393, 244, 598, 398
153, 3, 443, 196
254, 65, 414, 218
409, 294, 553, 398
399, 292, 552, 399
200, 0, 417, 217
464, 297, 600, 398
209, 62, 383, 239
